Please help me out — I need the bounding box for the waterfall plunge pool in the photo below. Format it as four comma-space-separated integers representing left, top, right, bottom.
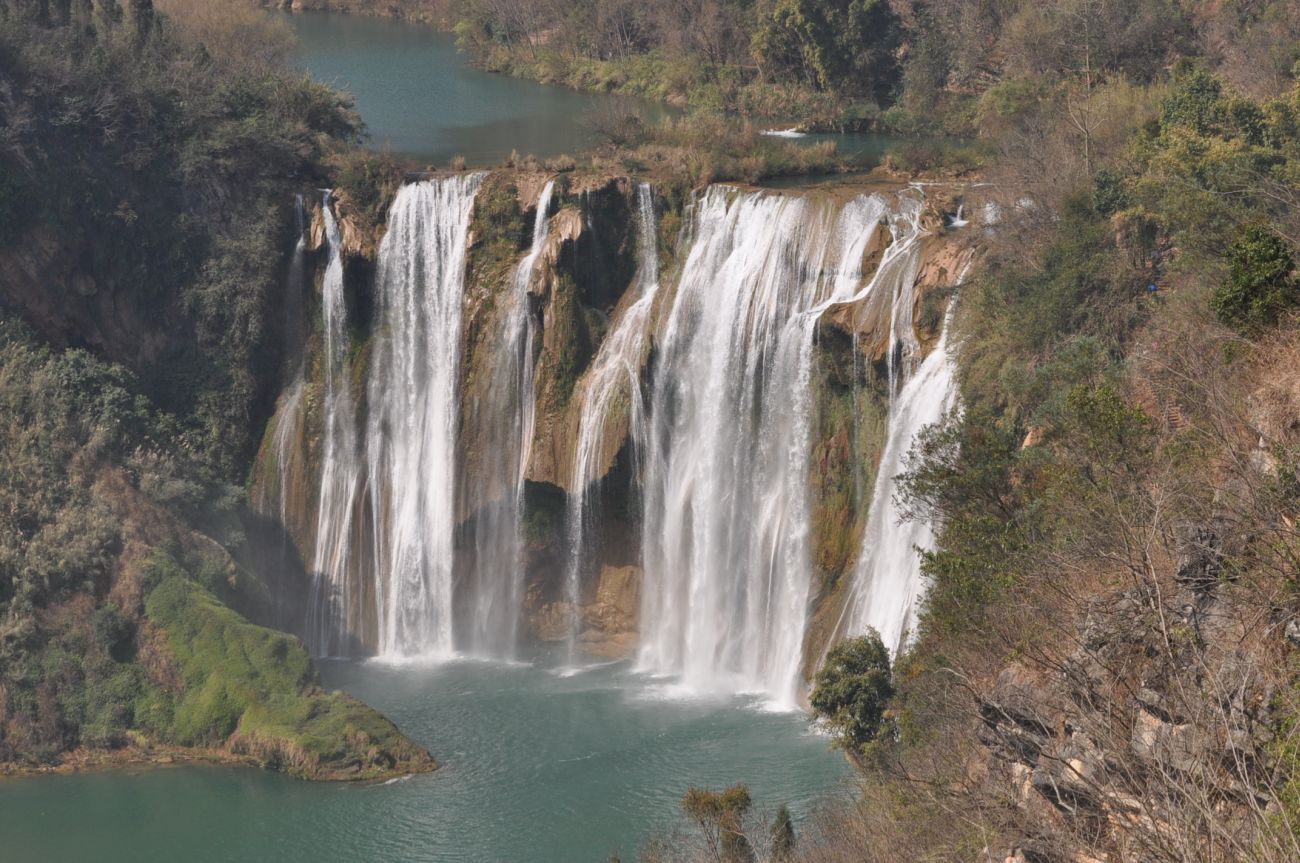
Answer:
0, 655, 851, 862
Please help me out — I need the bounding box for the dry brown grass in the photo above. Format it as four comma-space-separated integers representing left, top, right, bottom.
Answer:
156, 0, 295, 68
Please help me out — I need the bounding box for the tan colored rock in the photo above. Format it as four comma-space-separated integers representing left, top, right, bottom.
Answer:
589, 564, 640, 625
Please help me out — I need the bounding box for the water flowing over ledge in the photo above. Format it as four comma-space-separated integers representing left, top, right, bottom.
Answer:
846, 298, 963, 654
366, 175, 485, 660
257, 173, 974, 704
638, 188, 882, 706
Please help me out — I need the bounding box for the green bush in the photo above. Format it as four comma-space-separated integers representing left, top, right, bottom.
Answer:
811, 631, 895, 753
1211, 226, 1298, 329
1092, 168, 1130, 216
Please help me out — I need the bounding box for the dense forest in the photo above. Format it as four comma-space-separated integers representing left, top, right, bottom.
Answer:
1, 0, 1299, 860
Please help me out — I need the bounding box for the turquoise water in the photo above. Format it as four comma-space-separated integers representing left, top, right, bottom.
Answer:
286, 12, 669, 166
0, 655, 850, 862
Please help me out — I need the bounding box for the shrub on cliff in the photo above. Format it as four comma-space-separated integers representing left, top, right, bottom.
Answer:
810, 631, 894, 755
1211, 226, 1298, 330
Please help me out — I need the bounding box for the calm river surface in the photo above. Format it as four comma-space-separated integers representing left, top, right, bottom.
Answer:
0, 656, 850, 862
285, 11, 670, 166
285, 10, 904, 169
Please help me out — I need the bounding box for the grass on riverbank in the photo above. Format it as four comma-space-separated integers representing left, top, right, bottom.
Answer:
143, 559, 437, 780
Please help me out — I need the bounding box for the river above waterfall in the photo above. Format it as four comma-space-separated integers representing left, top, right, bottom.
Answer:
284, 11, 908, 169
0, 655, 850, 862
285, 11, 671, 166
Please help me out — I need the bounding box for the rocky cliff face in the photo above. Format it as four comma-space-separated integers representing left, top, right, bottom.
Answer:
969, 544, 1287, 862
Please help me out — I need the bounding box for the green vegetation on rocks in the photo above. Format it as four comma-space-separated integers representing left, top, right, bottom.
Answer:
810, 632, 894, 756
1212, 226, 1299, 330
143, 564, 435, 778
0, 0, 361, 478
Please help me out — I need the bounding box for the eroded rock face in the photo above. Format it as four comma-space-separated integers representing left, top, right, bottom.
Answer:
527, 564, 642, 658
0, 226, 170, 370
972, 566, 1284, 859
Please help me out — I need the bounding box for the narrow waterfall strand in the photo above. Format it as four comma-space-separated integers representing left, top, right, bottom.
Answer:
464, 180, 556, 658
563, 182, 660, 661
848, 302, 961, 654
307, 191, 363, 656
258, 194, 308, 524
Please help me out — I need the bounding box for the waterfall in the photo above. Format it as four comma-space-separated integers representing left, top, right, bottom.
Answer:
364, 175, 483, 660
636, 187, 919, 706
846, 292, 964, 654
463, 180, 555, 658
258, 194, 308, 524
562, 182, 660, 660
286, 174, 953, 682
307, 191, 365, 657
262, 378, 306, 525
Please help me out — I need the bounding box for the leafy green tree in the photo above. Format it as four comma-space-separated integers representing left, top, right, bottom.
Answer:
811, 631, 894, 753
1160, 67, 1226, 136
1092, 167, 1129, 216
1211, 226, 1298, 330
751, 0, 900, 100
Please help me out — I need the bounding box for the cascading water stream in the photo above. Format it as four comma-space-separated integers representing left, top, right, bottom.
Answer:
463, 180, 555, 658
364, 175, 483, 660
307, 191, 364, 656
636, 187, 919, 706
289, 173, 951, 690
263, 379, 306, 526
846, 298, 961, 654
562, 183, 660, 662
258, 194, 308, 524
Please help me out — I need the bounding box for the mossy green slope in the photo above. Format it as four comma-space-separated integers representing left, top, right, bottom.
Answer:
144, 570, 435, 780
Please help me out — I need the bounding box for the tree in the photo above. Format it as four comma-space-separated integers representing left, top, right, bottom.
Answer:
681, 784, 756, 863
769, 804, 795, 861
751, 0, 901, 100
810, 631, 894, 753
128, 0, 151, 44
1211, 226, 1298, 329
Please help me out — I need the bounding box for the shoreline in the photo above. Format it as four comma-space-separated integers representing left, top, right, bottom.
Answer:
0, 740, 438, 784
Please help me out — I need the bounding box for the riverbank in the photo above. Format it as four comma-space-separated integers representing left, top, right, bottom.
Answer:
0, 736, 436, 782
282, 9, 955, 179
269, 1, 933, 137
274, 0, 453, 26
1, 740, 260, 780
